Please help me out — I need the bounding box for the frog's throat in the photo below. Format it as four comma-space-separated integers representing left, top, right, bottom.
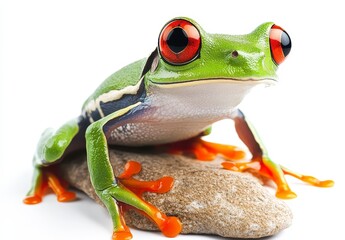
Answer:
148, 78, 277, 88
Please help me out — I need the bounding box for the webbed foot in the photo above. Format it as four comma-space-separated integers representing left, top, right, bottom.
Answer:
100, 161, 182, 240
118, 161, 174, 195
23, 167, 76, 204
222, 157, 334, 199
165, 137, 245, 161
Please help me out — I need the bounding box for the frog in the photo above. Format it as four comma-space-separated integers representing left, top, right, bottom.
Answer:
23, 17, 334, 240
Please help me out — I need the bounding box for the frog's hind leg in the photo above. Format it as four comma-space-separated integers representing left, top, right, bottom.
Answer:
24, 118, 81, 204
23, 167, 47, 204
46, 170, 77, 202
23, 166, 76, 204
223, 109, 334, 199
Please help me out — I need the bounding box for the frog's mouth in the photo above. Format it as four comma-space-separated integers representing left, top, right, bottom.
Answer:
149, 78, 277, 88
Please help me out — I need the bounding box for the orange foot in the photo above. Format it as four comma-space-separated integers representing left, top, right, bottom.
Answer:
222, 157, 334, 199
164, 137, 245, 161
115, 161, 182, 239
117, 161, 174, 196
23, 168, 76, 204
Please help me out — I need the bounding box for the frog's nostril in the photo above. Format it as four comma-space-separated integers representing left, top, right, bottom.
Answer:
231, 50, 239, 58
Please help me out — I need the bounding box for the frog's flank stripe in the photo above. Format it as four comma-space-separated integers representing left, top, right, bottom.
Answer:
83, 78, 145, 123
100, 79, 146, 117
90, 108, 102, 122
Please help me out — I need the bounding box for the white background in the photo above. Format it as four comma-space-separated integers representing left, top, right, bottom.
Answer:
1, 0, 344, 239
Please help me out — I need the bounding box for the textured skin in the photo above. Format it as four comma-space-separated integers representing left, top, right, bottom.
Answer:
146, 19, 277, 84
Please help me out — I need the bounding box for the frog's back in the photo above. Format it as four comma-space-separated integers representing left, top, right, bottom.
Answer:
82, 59, 147, 123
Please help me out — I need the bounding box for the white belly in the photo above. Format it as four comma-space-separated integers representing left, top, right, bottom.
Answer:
106, 79, 268, 146
107, 121, 212, 146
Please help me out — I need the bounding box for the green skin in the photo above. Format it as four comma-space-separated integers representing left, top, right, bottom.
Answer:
26, 17, 294, 238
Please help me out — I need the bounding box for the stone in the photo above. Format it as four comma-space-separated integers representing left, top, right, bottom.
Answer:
59, 147, 292, 238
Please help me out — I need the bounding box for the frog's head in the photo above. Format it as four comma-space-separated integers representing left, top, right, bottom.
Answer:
143, 17, 291, 110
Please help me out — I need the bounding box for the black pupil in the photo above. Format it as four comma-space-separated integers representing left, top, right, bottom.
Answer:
167, 27, 188, 53
281, 31, 291, 57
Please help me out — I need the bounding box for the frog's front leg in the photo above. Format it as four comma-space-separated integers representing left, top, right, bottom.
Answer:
86, 103, 181, 240
224, 109, 334, 199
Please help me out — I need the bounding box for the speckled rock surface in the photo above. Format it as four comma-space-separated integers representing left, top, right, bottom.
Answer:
59, 148, 292, 238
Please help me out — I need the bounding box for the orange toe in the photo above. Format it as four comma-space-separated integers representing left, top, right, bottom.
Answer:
276, 190, 297, 199
201, 141, 245, 160
118, 161, 142, 179
57, 191, 76, 202
300, 176, 335, 188
318, 180, 334, 187
23, 195, 42, 205
154, 176, 174, 193
160, 216, 182, 238
221, 162, 239, 171
194, 150, 216, 161
112, 230, 133, 240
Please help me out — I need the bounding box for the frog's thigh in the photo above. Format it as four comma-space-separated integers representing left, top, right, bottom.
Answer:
24, 118, 80, 204
35, 118, 80, 165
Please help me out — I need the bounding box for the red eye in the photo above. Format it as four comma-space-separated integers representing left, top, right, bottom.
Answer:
269, 25, 291, 65
158, 19, 201, 65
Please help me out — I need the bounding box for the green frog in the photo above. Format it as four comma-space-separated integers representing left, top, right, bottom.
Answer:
24, 17, 333, 240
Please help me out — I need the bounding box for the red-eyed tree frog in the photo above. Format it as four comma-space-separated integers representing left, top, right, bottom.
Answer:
24, 17, 334, 240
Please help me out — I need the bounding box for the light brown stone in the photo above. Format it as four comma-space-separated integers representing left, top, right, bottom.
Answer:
59, 148, 292, 238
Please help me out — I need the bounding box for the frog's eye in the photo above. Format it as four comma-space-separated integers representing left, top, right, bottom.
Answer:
158, 19, 201, 65
269, 25, 291, 65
